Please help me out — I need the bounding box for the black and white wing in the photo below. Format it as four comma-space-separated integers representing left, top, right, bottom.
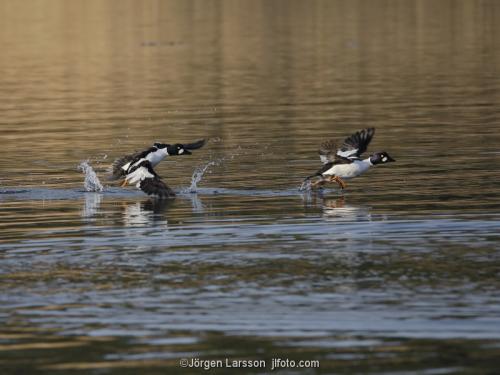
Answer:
318, 140, 338, 164
337, 128, 375, 160
109, 147, 156, 181
126, 161, 175, 199
124, 160, 176, 198
318, 128, 374, 164
139, 176, 175, 199
184, 139, 206, 150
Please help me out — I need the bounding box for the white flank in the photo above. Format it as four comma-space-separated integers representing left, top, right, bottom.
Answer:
121, 162, 131, 171
323, 158, 372, 179
146, 148, 168, 166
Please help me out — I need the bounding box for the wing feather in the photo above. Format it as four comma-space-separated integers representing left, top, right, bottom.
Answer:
129, 161, 175, 199
318, 140, 338, 164
315, 127, 375, 166
308, 128, 376, 180
139, 176, 176, 199
338, 128, 375, 159
109, 152, 140, 181
108, 147, 156, 181
184, 139, 206, 150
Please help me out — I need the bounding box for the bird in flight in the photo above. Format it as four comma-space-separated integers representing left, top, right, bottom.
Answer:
110, 139, 206, 198
305, 128, 395, 190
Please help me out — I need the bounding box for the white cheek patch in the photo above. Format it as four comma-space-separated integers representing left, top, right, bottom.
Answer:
178, 149, 184, 154
382, 156, 388, 162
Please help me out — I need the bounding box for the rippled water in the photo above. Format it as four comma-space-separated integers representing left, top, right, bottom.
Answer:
1, 1, 500, 373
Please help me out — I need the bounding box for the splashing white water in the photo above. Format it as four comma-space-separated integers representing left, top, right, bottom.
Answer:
78, 160, 104, 192
181, 142, 245, 194
184, 156, 227, 194
185, 161, 217, 193
299, 178, 312, 192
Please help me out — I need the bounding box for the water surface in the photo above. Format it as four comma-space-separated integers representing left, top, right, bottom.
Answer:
1, 1, 500, 373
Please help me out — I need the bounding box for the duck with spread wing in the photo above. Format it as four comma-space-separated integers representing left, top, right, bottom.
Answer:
110, 139, 206, 198
305, 128, 395, 190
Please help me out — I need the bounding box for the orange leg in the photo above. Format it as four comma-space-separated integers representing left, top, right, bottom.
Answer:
120, 179, 128, 187
310, 178, 328, 189
333, 176, 347, 190
309, 176, 347, 190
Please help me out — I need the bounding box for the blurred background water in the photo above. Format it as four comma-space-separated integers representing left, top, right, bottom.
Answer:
1, 0, 500, 373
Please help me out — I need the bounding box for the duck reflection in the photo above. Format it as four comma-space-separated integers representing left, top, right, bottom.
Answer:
81, 190, 207, 227
322, 197, 371, 221
121, 191, 211, 228
123, 199, 175, 227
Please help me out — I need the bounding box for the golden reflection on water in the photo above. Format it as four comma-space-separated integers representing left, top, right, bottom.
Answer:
1, 1, 500, 374
1, 0, 500, 184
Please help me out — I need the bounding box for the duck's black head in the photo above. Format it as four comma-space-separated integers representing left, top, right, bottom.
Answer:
370, 152, 395, 165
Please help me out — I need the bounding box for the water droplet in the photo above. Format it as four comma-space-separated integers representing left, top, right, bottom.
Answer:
78, 160, 104, 192
183, 158, 225, 193
299, 179, 312, 192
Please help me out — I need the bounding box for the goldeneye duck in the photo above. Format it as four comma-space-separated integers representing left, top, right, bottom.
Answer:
305, 128, 395, 190
109, 139, 206, 181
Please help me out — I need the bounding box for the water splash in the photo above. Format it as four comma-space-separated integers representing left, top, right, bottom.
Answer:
181, 143, 246, 194
78, 160, 104, 192
299, 178, 312, 192
185, 161, 217, 193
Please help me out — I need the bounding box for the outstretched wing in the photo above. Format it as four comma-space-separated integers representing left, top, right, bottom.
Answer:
318, 140, 338, 164
184, 139, 206, 150
337, 128, 375, 159
109, 152, 141, 181
139, 175, 175, 199
129, 161, 175, 199
108, 147, 156, 181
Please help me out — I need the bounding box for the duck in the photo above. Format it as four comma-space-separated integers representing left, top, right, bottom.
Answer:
110, 139, 205, 198
109, 139, 206, 181
304, 128, 395, 190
